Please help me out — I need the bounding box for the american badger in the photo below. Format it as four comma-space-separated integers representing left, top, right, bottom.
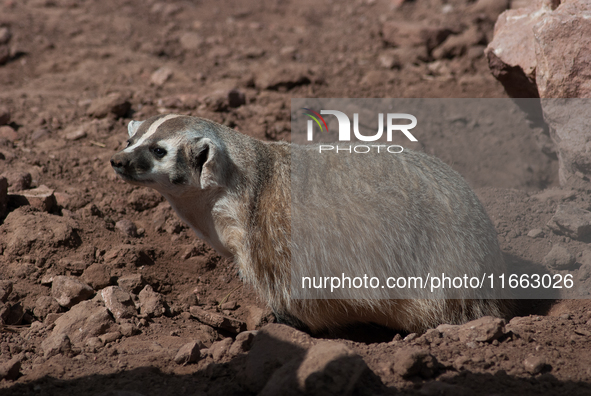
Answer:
110, 114, 510, 333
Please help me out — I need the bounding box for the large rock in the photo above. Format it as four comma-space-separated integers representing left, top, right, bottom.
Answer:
260, 341, 372, 396
51, 300, 117, 344
138, 285, 166, 317
458, 316, 506, 343
484, 3, 552, 97
534, 1, 591, 98
543, 244, 575, 270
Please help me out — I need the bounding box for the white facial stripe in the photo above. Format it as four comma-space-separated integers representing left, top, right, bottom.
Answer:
124, 114, 181, 152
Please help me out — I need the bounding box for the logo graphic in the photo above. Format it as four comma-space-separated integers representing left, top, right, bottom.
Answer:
303, 109, 418, 143
302, 108, 328, 139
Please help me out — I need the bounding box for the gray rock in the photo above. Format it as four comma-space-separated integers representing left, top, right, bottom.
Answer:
100, 286, 137, 320
523, 356, 546, 374
117, 273, 146, 294
41, 333, 72, 358
547, 204, 591, 240
51, 276, 95, 308
174, 340, 204, 365
527, 228, 544, 238
458, 316, 506, 342
543, 244, 575, 270
138, 285, 166, 317
33, 296, 61, 320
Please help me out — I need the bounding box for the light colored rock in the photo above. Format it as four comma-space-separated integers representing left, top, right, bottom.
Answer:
527, 228, 544, 238
99, 331, 122, 344
138, 285, 166, 317
210, 337, 233, 363
18, 185, 57, 212
543, 244, 575, 270
41, 333, 71, 358
150, 66, 173, 86
33, 296, 61, 320
115, 219, 138, 237
0, 125, 17, 141
117, 273, 145, 294
458, 316, 505, 342
547, 204, 591, 240
523, 355, 546, 374
228, 330, 258, 357
179, 32, 203, 50
51, 276, 94, 308
100, 286, 136, 320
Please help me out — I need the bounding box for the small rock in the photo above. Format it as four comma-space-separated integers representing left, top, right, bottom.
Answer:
179, 32, 203, 51
0, 106, 10, 125
41, 333, 71, 358
0, 125, 15, 142
100, 286, 137, 320
190, 306, 246, 333
0, 355, 21, 381
118, 321, 138, 337
433, 25, 485, 59
453, 355, 471, 370
378, 52, 400, 69
117, 274, 146, 294
210, 337, 233, 363
422, 328, 441, 343
150, 66, 173, 86
404, 333, 419, 342
527, 228, 544, 238
458, 316, 505, 343
381, 21, 452, 50
523, 356, 546, 374
393, 347, 438, 379
220, 301, 237, 310
18, 185, 57, 212
547, 204, 591, 240
33, 296, 61, 320
86, 93, 131, 118
51, 276, 95, 308
86, 337, 104, 350
45, 313, 63, 326
543, 244, 575, 270
174, 340, 204, 365
228, 330, 257, 357
82, 263, 113, 290
0, 27, 11, 45
115, 219, 138, 237
0, 280, 13, 303
138, 285, 166, 317
246, 305, 273, 331
99, 331, 122, 344
65, 128, 87, 141
4, 171, 31, 191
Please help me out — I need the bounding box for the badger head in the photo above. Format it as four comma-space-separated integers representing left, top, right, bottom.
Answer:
110, 114, 228, 195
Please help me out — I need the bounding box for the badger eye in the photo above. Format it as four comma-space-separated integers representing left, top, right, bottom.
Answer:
153, 147, 167, 158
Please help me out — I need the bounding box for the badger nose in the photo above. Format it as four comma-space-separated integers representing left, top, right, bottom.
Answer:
110, 154, 129, 169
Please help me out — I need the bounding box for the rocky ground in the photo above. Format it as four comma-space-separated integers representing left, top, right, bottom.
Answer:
1, 0, 591, 395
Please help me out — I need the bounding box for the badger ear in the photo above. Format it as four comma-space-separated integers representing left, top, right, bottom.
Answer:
127, 120, 144, 137
190, 138, 225, 189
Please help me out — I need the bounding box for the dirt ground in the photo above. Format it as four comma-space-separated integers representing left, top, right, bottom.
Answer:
1, 0, 590, 395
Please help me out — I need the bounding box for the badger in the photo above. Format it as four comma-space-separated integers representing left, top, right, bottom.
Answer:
110, 113, 510, 333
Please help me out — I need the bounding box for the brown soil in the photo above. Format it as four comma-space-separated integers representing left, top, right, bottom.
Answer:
0, 0, 590, 395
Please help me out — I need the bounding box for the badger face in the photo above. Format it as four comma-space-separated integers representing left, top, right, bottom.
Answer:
110, 114, 220, 196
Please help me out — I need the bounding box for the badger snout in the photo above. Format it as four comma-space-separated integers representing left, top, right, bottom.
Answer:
110, 152, 130, 171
